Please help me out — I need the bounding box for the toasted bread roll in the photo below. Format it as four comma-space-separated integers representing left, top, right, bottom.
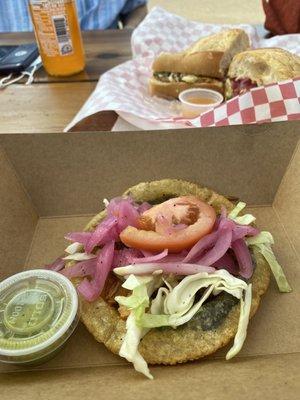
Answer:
150, 29, 250, 99
186, 28, 250, 75
228, 48, 300, 85
152, 51, 225, 79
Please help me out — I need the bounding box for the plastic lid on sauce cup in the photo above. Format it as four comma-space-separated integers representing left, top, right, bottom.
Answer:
0, 269, 79, 365
179, 88, 223, 118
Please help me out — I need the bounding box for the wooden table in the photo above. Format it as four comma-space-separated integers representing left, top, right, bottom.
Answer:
0, 30, 132, 133
0, 25, 269, 134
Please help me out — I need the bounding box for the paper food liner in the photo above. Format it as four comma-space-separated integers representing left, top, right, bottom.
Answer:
65, 7, 300, 132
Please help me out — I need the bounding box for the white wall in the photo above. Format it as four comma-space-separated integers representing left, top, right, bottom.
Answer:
148, 0, 265, 24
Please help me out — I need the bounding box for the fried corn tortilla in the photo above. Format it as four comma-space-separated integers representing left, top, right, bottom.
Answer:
71, 179, 270, 364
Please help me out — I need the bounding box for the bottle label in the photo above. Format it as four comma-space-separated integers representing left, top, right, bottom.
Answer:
30, 0, 74, 57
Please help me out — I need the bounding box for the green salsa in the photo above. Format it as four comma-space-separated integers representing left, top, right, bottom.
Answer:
0, 269, 79, 364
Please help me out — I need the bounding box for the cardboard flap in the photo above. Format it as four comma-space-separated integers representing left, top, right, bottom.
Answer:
274, 140, 300, 257
0, 148, 38, 280
2, 353, 300, 400
0, 122, 299, 216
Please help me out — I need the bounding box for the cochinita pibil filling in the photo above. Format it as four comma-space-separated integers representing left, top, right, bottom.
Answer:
153, 71, 220, 84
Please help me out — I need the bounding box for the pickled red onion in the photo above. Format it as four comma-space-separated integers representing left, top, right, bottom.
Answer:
232, 225, 259, 242
45, 257, 65, 272
231, 239, 253, 279
183, 231, 218, 263
65, 232, 92, 247
66, 197, 143, 254
131, 249, 168, 263
61, 257, 97, 278
114, 199, 140, 233
141, 249, 189, 263
113, 248, 143, 267
197, 222, 233, 266
212, 252, 239, 275
85, 216, 118, 253
77, 241, 115, 302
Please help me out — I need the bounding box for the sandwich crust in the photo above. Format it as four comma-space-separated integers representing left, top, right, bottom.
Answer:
152, 29, 250, 79
187, 28, 250, 75
76, 179, 270, 365
152, 51, 225, 79
228, 48, 300, 85
187, 29, 250, 54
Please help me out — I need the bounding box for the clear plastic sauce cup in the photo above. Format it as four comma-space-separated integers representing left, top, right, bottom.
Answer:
0, 269, 79, 365
179, 88, 224, 118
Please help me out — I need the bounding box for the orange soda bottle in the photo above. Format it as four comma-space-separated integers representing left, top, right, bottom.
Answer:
29, 0, 85, 76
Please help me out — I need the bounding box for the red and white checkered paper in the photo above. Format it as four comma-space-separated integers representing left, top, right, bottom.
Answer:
65, 7, 300, 132
164, 78, 300, 127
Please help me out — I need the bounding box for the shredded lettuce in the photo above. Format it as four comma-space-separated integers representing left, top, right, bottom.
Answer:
246, 231, 273, 246
234, 214, 257, 225
115, 275, 162, 380
137, 270, 249, 329
228, 202, 256, 225
120, 313, 152, 379
121, 274, 153, 291
62, 252, 96, 261
226, 283, 252, 359
228, 202, 246, 218
64, 242, 82, 254
246, 232, 292, 293
116, 270, 252, 378
103, 198, 109, 207
229, 203, 291, 293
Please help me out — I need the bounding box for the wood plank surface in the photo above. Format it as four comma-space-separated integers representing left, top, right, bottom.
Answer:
0, 82, 96, 133
0, 30, 132, 83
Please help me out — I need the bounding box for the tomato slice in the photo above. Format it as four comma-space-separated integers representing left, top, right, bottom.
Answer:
119, 196, 216, 252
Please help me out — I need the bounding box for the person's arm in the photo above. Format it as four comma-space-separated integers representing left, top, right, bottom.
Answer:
262, 0, 300, 34
121, 4, 148, 29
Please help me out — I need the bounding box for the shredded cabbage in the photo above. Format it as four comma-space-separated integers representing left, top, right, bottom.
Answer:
120, 313, 152, 379
65, 242, 82, 254
115, 275, 162, 380
226, 283, 252, 359
246, 231, 273, 246
234, 214, 257, 225
246, 232, 292, 292
103, 198, 109, 207
116, 270, 252, 378
62, 252, 96, 261
229, 203, 291, 293
229, 202, 247, 218
136, 270, 249, 330
117, 275, 152, 309
114, 263, 215, 276
228, 202, 256, 225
